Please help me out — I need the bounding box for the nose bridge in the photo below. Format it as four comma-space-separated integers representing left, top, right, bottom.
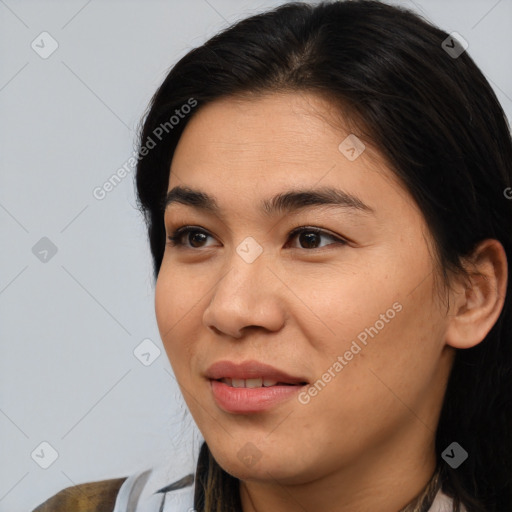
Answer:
202, 240, 285, 337
220, 234, 271, 294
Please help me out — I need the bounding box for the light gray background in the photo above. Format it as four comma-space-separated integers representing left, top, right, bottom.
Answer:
1, 1, 511, 510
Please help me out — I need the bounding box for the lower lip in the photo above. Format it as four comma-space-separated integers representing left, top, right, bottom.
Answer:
210, 380, 305, 413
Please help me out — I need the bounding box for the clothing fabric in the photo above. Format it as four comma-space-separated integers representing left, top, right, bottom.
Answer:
32, 477, 127, 512
112, 468, 195, 512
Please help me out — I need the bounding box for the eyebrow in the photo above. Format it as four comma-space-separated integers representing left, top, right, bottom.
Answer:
163, 185, 374, 217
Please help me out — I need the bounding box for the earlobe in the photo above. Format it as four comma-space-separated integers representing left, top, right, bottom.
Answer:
445, 239, 508, 349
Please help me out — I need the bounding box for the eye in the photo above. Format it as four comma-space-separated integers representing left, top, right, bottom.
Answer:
166, 225, 346, 250
286, 226, 347, 250
167, 226, 216, 249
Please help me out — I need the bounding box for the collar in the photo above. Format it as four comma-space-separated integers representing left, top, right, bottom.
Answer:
427, 489, 467, 512
113, 467, 195, 512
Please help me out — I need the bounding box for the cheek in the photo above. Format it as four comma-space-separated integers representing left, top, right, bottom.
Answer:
293, 257, 443, 407
288, 261, 401, 357
154, 266, 203, 372
291, 307, 439, 460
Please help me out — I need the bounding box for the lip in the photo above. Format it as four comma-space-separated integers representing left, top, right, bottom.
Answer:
205, 360, 308, 414
209, 381, 306, 413
205, 359, 308, 384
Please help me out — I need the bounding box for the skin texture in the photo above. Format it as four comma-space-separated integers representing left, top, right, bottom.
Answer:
154, 92, 507, 512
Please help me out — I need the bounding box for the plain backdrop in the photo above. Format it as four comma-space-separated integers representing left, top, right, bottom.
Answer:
1, 0, 511, 510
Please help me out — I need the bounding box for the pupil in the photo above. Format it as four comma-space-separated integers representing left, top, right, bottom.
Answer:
190, 231, 206, 247
300, 232, 319, 248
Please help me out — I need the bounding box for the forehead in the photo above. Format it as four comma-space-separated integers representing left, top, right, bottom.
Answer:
167, 92, 408, 217
172, 92, 368, 167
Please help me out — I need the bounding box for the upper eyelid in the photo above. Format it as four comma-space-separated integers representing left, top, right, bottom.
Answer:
288, 226, 345, 241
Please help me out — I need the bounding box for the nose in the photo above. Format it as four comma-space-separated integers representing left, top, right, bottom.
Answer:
202, 251, 287, 339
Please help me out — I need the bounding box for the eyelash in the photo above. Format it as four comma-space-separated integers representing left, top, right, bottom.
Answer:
166, 225, 347, 251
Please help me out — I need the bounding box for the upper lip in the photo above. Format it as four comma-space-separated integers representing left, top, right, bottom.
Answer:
205, 360, 308, 384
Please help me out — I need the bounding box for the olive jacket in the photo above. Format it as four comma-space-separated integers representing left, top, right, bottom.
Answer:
32, 477, 127, 512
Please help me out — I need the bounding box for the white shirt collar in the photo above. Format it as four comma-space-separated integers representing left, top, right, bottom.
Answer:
427, 488, 467, 512
113, 467, 195, 512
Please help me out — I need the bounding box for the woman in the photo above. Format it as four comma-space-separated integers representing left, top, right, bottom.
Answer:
34, 0, 511, 511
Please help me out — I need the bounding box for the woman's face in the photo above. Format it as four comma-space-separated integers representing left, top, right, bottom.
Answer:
155, 92, 455, 484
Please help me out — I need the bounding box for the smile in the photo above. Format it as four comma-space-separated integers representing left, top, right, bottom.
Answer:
217, 377, 303, 388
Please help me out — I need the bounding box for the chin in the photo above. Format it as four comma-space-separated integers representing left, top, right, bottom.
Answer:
211, 444, 315, 484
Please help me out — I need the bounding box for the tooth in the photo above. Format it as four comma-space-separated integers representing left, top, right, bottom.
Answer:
245, 378, 263, 388
220, 378, 232, 386
263, 378, 278, 387
232, 378, 246, 388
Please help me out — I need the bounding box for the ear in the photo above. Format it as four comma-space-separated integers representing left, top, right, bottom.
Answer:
445, 239, 508, 349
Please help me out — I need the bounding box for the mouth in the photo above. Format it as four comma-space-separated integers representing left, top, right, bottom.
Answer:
205, 359, 308, 385
205, 360, 309, 413
213, 377, 307, 388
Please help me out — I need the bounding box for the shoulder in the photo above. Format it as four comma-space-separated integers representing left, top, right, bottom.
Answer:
32, 476, 128, 512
